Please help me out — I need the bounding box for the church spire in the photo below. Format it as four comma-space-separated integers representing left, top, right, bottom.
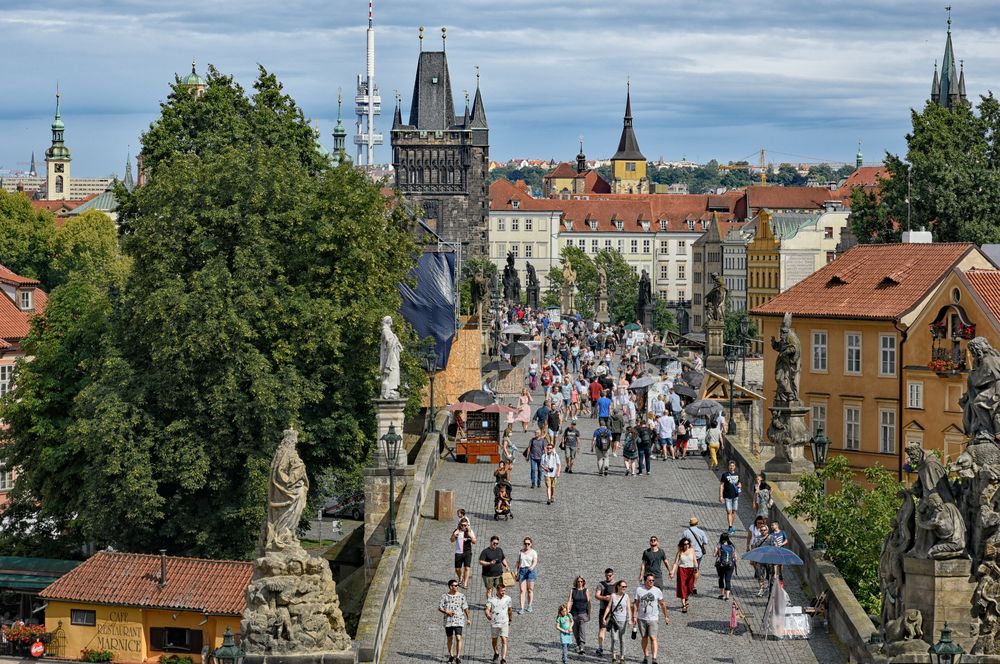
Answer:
332, 88, 351, 165
124, 148, 135, 191
470, 65, 487, 130
29, 151, 37, 177
576, 135, 587, 173
932, 8, 968, 110
611, 79, 644, 161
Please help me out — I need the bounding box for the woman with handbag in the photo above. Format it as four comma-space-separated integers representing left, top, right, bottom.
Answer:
514, 537, 538, 615
566, 576, 591, 655
602, 580, 632, 663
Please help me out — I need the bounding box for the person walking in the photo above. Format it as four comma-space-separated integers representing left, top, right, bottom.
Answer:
596, 389, 613, 426
516, 388, 532, 433
567, 576, 591, 655
526, 429, 546, 489
706, 420, 722, 470
533, 400, 551, 438
500, 426, 516, 467
547, 404, 563, 446
675, 418, 690, 459
541, 443, 562, 505
681, 517, 708, 595
485, 583, 513, 664
753, 473, 773, 521
588, 377, 603, 419
714, 533, 738, 600
479, 536, 510, 599
668, 537, 697, 613
555, 604, 574, 664
768, 521, 789, 582
656, 410, 676, 461
594, 568, 615, 657
561, 419, 581, 474
592, 422, 613, 477
667, 387, 682, 422
451, 517, 477, 589
636, 420, 654, 476
608, 406, 625, 457
514, 537, 538, 614
632, 573, 669, 664
622, 426, 639, 476
639, 536, 668, 591
719, 461, 742, 534
749, 520, 771, 596
603, 579, 631, 663
438, 579, 471, 664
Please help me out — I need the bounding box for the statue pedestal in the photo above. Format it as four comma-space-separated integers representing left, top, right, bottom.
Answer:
705, 320, 726, 373
901, 557, 975, 653
763, 402, 813, 492
639, 302, 654, 330
526, 285, 539, 310
364, 399, 408, 548
595, 294, 609, 323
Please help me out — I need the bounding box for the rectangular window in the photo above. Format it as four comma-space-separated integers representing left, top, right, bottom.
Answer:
524, 244, 533, 258
879, 408, 896, 454
18, 291, 30, 310
659, 241, 669, 255
524, 218, 533, 231
71, 609, 96, 626
605, 239, 612, 250
591, 239, 599, 254
497, 219, 505, 231
826, 251, 836, 263
908, 381, 924, 409
845, 332, 862, 375
678, 241, 687, 251
824, 226, 833, 239
510, 244, 519, 258
811, 331, 828, 372
643, 239, 651, 254
511, 219, 519, 231
497, 241, 507, 257
564, 239, 573, 249
677, 288, 686, 301
880, 335, 896, 376
677, 264, 686, 280
149, 627, 204, 654
511, 200, 520, 209
844, 405, 861, 450
617, 239, 624, 253
630, 240, 638, 254
811, 403, 827, 436
625, 162, 636, 172
660, 265, 669, 280
0, 365, 11, 397
0, 464, 11, 491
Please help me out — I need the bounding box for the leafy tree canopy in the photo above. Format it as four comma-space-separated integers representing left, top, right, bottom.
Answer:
546, 247, 639, 323
0, 190, 57, 287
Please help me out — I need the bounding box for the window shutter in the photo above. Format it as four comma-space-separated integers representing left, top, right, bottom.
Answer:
149, 628, 166, 651
187, 630, 204, 652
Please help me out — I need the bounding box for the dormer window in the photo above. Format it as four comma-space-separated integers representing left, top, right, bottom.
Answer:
687, 219, 695, 231
589, 219, 599, 232
18, 290, 32, 311
615, 220, 624, 231
512, 200, 521, 210
658, 219, 667, 231
701, 220, 708, 230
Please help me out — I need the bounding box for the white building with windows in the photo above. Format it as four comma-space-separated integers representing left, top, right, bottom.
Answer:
489, 179, 562, 278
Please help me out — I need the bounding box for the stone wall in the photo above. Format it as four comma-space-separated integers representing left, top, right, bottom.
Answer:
726, 436, 878, 664
355, 431, 441, 664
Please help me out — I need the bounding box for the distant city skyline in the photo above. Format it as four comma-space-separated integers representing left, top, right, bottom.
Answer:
2, 0, 999, 177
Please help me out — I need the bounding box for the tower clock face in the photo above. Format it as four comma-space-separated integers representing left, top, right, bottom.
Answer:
54, 163, 65, 173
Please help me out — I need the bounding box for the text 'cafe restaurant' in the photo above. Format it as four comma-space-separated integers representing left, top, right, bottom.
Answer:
39, 551, 252, 663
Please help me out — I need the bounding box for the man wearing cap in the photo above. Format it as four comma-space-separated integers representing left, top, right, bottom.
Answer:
680, 517, 709, 596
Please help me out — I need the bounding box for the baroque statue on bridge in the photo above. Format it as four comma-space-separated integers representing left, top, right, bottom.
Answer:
770, 312, 801, 404
704, 272, 727, 323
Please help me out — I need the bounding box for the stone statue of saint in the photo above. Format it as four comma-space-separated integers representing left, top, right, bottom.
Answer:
380, 315, 402, 399
563, 260, 577, 287
597, 265, 608, 296
770, 312, 801, 403
962, 336, 1000, 440
915, 492, 967, 560
704, 272, 728, 323
561, 261, 577, 313
471, 267, 489, 317
527, 262, 539, 290
636, 270, 652, 322
263, 429, 309, 553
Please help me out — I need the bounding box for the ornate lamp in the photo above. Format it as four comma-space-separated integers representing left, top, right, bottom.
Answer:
928, 623, 964, 664
381, 423, 402, 546
809, 428, 830, 467
724, 351, 738, 435
213, 627, 245, 664
738, 315, 750, 342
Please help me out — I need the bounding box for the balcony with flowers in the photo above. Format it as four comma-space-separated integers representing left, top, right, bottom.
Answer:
927, 305, 975, 375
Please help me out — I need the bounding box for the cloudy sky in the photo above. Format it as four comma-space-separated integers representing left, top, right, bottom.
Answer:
2, 0, 998, 177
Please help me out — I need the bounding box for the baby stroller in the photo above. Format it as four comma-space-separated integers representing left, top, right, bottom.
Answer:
494, 479, 513, 521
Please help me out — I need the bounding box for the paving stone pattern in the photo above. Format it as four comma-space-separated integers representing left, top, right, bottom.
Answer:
382, 381, 845, 664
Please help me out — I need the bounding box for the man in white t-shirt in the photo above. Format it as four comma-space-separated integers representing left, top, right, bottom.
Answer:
656, 412, 676, 461
540, 443, 562, 506
485, 583, 513, 663
632, 573, 669, 664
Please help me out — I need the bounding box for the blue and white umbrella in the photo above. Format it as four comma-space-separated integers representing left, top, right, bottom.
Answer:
743, 546, 803, 566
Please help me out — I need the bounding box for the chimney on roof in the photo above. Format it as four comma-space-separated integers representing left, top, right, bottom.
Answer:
902, 227, 933, 244
159, 549, 167, 588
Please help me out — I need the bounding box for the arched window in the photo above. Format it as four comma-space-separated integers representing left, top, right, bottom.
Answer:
55, 175, 64, 194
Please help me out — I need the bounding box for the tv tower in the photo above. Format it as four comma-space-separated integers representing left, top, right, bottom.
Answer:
353, 0, 382, 166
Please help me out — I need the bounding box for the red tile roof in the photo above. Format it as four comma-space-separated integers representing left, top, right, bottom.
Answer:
545, 163, 578, 179
0, 265, 40, 288
964, 269, 1000, 324
0, 264, 47, 343
745, 186, 841, 211
40, 551, 253, 616
839, 166, 888, 192
752, 243, 976, 320
29, 197, 93, 214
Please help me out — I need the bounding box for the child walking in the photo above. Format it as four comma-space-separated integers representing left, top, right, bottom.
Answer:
556, 604, 575, 664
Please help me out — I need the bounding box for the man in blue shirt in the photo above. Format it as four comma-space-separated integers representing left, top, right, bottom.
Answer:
596, 390, 613, 426
534, 400, 551, 433
667, 387, 682, 421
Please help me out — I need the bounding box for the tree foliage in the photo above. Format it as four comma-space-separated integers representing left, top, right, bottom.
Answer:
786, 455, 903, 615
850, 96, 1000, 245
651, 300, 677, 336
723, 309, 758, 349
545, 247, 638, 322
0, 190, 57, 287
1, 67, 420, 559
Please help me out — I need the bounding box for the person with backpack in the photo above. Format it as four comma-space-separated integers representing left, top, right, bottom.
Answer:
714, 533, 738, 600
621, 426, 639, 476
608, 407, 625, 458
561, 420, 581, 474
592, 423, 613, 477
547, 404, 562, 447
635, 420, 654, 476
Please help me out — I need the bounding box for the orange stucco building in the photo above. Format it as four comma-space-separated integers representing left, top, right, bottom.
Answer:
753, 242, 998, 477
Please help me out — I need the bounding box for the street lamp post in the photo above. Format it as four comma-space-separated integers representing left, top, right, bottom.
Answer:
724, 352, 738, 437
491, 276, 502, 359
738, 316, 752, 452
212, 627, 245, 664
381, 423, 402, 546
928, 622, 964, 664
809, 427, 831, 550
423, 349, 439, 433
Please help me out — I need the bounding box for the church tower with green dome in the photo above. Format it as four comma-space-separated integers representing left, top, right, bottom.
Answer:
45, 87, 72, 200
180, 60, 207, 97
332, 90, 352, 166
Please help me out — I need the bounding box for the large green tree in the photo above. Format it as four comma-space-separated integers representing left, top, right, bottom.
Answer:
545, 247, 639, 322
2, 68, 419, 559
850, 95, 1000, 244
0, 190, 57, 286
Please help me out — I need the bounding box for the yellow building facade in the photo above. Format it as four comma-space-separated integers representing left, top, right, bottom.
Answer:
40, 552, 252, 664
747, 210, 779, 316
754, 243, 993, 477
609, 85, 648, 195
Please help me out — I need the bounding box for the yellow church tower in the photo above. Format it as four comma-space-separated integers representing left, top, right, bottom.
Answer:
610, 81, 648, 195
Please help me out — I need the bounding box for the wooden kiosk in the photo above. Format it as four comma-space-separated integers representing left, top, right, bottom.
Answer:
457, 410, 501, 464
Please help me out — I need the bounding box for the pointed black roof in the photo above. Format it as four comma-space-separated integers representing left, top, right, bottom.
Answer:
408, 51, 456, 130
611, 85, 644, 161
470, 86, 487, 129
931, 16, 968, 110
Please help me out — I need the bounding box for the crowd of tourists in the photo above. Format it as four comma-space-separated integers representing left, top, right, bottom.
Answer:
434, 305, 786, 663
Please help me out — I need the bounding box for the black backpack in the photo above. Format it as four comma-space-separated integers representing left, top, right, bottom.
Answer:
596, 430, 611, 451
718, 543, 736, 569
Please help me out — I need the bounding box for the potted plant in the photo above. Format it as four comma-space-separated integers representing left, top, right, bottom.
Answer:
81, 648, 115, 662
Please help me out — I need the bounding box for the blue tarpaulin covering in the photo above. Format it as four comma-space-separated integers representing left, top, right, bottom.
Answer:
398, 250, 456, 370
